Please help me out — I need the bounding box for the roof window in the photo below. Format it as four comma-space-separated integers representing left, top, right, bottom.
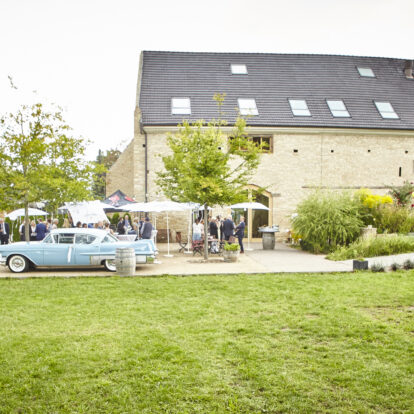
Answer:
357, 67, 375, 77
326, 100, 350, 117
374, 101, 399, 119
238, 98, 258, 115
289, 99, 311, 116
171, 98, 191, 115
231, 64, 248, 74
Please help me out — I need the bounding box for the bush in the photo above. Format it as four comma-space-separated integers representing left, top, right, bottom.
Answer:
328, 234, 414, 260
292, 191, 364, 253
390, 262, 400, 271
372, 205, 414, 234
370, 263, 385, 272
223, 242, 240, 251
402, 259, 414, 270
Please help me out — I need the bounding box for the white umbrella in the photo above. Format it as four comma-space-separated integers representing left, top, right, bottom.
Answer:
6, 208, 49, 221
230, 202, 269, 250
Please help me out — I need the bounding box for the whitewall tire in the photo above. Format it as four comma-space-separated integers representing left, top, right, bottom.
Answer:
8, 255, 29, 273
103, 259, 116, 272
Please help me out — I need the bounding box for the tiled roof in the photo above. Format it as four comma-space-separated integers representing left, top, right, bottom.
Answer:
139, 51, 414, 130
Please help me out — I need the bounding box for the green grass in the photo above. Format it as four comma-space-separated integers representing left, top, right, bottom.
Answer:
0, 273, 413, 413
327, 234, 414, 261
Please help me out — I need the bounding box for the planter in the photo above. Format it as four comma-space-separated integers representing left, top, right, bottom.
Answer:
353, 259, 369, 271
223, 249, 240, 262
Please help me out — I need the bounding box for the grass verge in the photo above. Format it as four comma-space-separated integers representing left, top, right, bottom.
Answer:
327, 234, 414, 260
0, 273, 413, 413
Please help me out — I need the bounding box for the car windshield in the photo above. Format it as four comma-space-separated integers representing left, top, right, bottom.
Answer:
102, 233, 118, 243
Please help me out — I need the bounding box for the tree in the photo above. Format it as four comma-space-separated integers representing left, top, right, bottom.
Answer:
156, 95, 262, 259
0, 103, 97, 241
92, 148, 121, 199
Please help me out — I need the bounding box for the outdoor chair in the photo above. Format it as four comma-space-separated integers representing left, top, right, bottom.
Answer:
175, 231, 187, 253
192, 240, 204, 256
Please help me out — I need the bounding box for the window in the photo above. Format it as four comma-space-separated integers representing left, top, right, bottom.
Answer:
102, 234, 118, 243
326, 100, 350, 117
171, 98, 191, 115
43, 234, 53, 244
75, 234, 97, 244
374, 101, 399, 119
238, 98, 258, 115
289, 99, 311, 116
229, 136, 272, 153
357, 67, 375, 77
231, 64, 248, 74
58, 233, 75, 244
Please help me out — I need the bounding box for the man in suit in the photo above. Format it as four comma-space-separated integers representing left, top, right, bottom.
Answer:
35, 218, 47, 241
117, 217, 125, 235
140, 216, 153, 240
222, 215, 235, 241
0, 217, 10, 244
235, 216, 246, 253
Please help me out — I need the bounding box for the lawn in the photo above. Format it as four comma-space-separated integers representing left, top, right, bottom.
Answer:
0, 273, 413, 413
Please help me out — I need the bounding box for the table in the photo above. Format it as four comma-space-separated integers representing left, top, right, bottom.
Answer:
116, 234, 137, 242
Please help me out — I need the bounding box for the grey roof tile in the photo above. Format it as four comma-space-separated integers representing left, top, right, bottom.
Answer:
139, 51, 414, 130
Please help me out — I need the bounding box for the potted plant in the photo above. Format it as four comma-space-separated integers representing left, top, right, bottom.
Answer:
353, 257, 369, 271
222, 242, 240, 262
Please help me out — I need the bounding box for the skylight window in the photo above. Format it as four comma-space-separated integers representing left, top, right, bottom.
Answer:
289, 99, 311, 116
357, 67, 375, 77
326, 100, 350, 117
171, 98, 191, 115
231, 64, 248, 74
374, 101, 399, 119
238, 98, 258, 115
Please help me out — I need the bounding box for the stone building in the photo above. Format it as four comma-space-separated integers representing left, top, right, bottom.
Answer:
107, 51, 414, 241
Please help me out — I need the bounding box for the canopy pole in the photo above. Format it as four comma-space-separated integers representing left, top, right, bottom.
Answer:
164, 211, 173, 257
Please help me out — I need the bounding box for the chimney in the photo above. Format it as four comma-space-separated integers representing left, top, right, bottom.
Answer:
404, 60, 413, 79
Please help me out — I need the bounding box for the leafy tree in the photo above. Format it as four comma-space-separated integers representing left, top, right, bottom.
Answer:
0, 103, 97, 240
157, 94, 262, 259
92, 148, 121, 199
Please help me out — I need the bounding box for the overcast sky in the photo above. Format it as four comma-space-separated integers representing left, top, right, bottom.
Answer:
0, 0, 412, 159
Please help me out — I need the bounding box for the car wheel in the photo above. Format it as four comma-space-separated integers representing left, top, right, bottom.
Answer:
103, 259, 116, 272
8, 255, 29, 273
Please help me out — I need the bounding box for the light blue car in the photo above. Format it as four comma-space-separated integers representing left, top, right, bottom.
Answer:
0, 228, 157, 273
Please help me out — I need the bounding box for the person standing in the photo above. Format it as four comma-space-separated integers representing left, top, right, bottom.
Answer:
209, 217, 218, 239
222, 215, 235, 241
235, 216, 246, 253
0, 217, 10, 245
117, 217, 125, 235
35, 218, 47, 241
30, 221, 37, 241
52, 219, 59, 230
192, 218, 203, 241
140, 216, 153, 240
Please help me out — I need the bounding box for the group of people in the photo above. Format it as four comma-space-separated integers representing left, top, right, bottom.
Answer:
193, 215, 246, 253
116, 215, 153, 239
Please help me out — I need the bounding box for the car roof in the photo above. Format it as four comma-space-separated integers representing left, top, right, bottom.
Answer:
50, 228, 107, 237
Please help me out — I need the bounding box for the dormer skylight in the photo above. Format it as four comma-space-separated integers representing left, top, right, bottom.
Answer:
357, 67, 375, 77
374, 101, 399, 119
171, 98, 191, 115
238, 98, 258, 115
289, 99, 311, 116
231, 64, 248, 74
326, 100, 350, 117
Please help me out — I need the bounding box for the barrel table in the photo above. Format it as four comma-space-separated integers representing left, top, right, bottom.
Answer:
258, 226, 280, 250
115, 248, 136, 276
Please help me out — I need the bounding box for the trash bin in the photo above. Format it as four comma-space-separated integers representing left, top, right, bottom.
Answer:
258, 226, 279, 250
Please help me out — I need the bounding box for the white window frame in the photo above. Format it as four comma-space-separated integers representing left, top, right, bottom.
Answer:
288, 99, 311, 117
238, 98, 258, 116
171, 98, 191, 115
231, 64, 248, 75
357, 67, 375, 77
374, 101, 399, 119
326, 100, 351, 118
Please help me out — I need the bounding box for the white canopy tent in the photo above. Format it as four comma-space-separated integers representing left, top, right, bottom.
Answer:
6, 208, 49, 221
230, 202, 269, 250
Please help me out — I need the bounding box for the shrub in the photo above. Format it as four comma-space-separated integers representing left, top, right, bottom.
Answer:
390, 262, 400, 271
327, 234, 414, 260
223, 242, 240, 251
372, 205, 414, 234
371, 263, 385, 272
292, 191, 364, 253
388, 181, 414, 206
402, 259, 414, 270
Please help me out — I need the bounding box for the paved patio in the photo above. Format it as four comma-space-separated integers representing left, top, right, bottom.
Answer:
0, 242, 356, 278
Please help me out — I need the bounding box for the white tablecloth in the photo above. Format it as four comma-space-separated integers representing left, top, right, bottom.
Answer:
116, 235, 137, 242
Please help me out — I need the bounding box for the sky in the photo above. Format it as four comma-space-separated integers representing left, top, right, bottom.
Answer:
0, 0, 412, 159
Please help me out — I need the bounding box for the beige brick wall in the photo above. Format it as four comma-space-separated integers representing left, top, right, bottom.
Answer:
108, 124, 414, 240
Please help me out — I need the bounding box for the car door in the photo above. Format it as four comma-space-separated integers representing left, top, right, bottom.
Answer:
73, 234, 99, 265
43, 233, 75, 266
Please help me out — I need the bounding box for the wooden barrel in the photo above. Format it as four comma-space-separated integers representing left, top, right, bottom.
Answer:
262, 232, 275, 250
115, 248, 136, 277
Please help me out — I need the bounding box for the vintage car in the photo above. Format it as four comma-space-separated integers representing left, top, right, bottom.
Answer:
0, 228, 157, 273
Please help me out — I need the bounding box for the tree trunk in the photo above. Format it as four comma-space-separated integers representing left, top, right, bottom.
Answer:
24, 201, 30, 242
203, 204, 209, 260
